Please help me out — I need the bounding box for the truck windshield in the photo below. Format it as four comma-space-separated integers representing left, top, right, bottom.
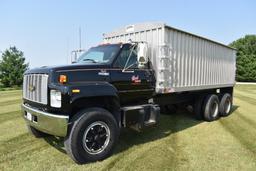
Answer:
77, 45, 120, 64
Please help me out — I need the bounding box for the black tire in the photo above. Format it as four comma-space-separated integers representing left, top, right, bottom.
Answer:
203, 94, 220, 122
194, 96, 205, 120
27, 125, 49, 138
64, 108, 119, 164
219, 93, 233, 116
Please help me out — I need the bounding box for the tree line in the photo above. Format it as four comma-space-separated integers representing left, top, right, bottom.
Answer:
229, 35, 256, 82
0, 35, 256, 88
0, 47, 28, 88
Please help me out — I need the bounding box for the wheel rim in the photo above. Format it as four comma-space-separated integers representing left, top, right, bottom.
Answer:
82, 121, 110, 155
211, 101, 219, 118
224, 98, 231, 114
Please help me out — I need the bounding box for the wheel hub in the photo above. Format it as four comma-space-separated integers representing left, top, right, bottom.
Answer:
211, 101, 219, 118
224, 99, 231, 114
82, 121, 110, 154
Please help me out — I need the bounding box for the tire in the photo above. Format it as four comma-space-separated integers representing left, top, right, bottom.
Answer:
194, 96, 205, 120
203, 94, 220, 122
27, 125, 49, 138
64, 108, 119, 164
219, 93, 232, 116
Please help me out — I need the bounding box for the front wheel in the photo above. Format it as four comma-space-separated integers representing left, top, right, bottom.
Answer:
64, 108, 119, 164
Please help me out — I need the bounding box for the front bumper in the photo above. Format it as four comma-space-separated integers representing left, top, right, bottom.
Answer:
21, 104, 69, 137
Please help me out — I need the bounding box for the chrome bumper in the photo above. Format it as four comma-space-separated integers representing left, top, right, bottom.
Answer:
21, 104, 69, 137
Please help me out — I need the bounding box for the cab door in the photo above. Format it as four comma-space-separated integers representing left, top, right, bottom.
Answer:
110, 44, 155, 104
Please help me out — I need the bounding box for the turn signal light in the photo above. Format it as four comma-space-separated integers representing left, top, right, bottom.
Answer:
72, 89, 80, 93
59, 75, 67, 84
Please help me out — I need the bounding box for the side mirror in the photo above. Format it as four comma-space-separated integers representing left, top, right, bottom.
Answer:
137, 42, 148, 68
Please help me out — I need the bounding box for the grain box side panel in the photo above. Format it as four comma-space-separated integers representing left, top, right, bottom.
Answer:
164, 27, 236, 92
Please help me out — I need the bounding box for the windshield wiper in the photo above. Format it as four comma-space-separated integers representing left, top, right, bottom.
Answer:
82, 59, 97, 63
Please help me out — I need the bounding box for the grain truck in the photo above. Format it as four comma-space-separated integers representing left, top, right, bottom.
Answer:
21, 22, 236, 163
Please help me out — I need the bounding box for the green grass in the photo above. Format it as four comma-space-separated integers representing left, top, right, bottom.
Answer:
0, 86, 21, 92
0, 85, 256, 171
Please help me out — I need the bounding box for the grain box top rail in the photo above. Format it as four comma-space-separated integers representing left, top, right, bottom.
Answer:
103, 22, 236, 51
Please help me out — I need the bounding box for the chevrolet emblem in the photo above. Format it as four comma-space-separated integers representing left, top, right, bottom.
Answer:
29, 85, 36, 92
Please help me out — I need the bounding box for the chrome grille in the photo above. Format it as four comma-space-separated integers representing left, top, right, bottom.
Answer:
23, 74, 48, 104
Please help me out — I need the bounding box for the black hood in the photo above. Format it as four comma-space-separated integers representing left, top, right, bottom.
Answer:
25, 63, 113, 84
25, 63, 111, 74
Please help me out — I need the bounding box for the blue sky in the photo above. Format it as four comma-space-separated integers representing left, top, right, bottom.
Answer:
0, 0, 255, 68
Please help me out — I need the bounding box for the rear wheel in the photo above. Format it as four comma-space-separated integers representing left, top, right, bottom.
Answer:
203, 94, 220, 122
194, 96, 205, 120
219, 93, 232, 116
27, 125, 49, 138
64, 108, 119, 164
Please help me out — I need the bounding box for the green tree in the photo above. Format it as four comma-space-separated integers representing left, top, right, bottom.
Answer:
0, 47, 29, 87
230, 35, 256, 82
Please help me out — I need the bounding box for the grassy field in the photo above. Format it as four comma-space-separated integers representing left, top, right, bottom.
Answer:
0, 85, 255, 171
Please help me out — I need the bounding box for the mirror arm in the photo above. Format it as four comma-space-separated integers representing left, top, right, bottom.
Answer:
122, 62, 137, 72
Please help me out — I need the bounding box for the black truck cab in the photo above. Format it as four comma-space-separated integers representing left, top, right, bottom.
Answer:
22, 43, 160, 163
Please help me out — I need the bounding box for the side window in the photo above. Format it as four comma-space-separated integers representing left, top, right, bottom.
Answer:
115, 46, 138, 68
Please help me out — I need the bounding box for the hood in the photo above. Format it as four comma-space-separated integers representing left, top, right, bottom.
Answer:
25, 63, 113, 84
25, 63, 111, 74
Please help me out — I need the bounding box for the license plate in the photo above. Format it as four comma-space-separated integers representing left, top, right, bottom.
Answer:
26, 112, 32, 121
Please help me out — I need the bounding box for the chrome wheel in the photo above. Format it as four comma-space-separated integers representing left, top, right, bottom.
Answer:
82, 121, 110, 155
224, 98, 231, 114
211, 101, 219, 118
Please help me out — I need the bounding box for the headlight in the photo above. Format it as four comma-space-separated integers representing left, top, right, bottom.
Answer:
50, 90, 62, 108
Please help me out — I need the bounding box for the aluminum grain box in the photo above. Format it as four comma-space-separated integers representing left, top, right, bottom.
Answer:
103, 22, 236, 93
